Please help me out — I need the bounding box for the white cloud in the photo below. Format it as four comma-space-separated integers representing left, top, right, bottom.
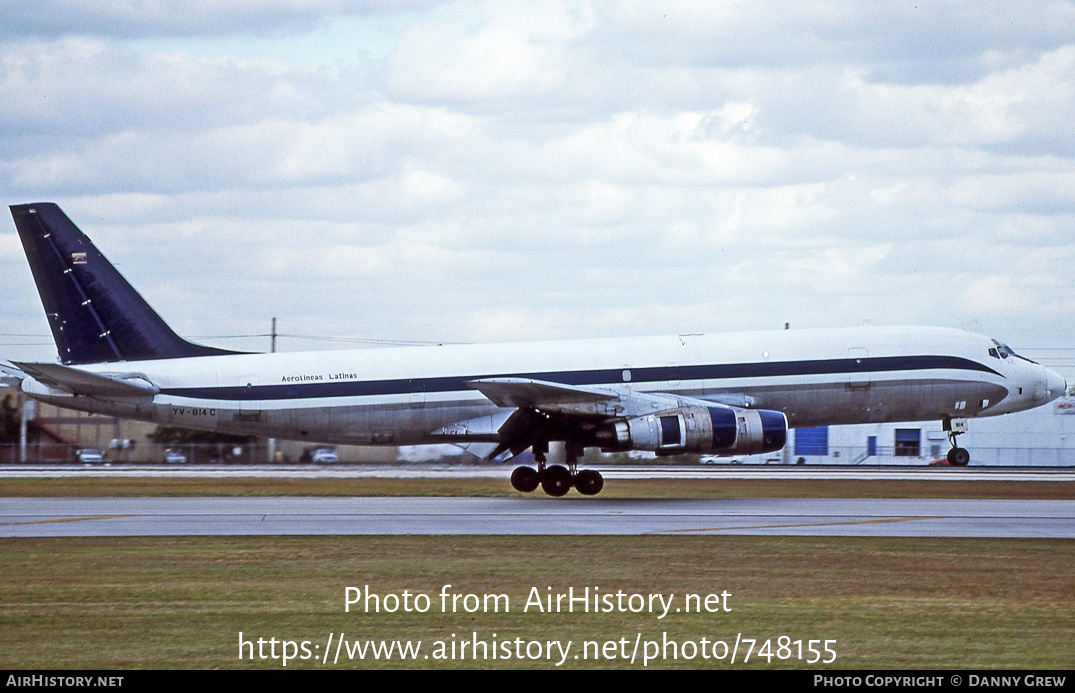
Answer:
386, 0, 592, 102
0, 1, 1073, 384
2, 1, 409, 39
845, 46, 1075, 151
3, 103, 479, 194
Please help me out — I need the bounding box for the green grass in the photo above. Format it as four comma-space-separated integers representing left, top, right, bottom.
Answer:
2, 476, 1071, 669
0, 535, 1071, 669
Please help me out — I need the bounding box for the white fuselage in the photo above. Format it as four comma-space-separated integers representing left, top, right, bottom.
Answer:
20, 325, 1065, 449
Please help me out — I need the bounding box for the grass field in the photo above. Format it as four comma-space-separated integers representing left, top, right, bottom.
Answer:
0, 535, 1071, 670
1, 477, 1072, 670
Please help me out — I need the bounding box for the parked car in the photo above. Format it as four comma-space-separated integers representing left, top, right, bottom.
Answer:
699, 456, 742, 465
311, 447, 339, 463
75, 448, 104, 463
164, 449, 187, 464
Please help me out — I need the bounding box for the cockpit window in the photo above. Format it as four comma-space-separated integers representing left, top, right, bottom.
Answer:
990, 339, 1038, 364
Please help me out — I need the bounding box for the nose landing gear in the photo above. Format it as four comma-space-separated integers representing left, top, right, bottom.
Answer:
944, 417, 971, 467
946, 439, 970, 466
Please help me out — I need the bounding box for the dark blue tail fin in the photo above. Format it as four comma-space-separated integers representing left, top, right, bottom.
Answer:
10, 202, 242, 364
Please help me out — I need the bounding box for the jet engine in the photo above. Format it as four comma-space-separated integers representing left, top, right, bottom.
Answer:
598, 405, 787, 455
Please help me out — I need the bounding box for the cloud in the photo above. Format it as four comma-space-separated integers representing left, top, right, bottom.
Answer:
2, 102, 479, 195
1, 1, 427, 39
592, 1, 1075, 75
0, 37, 352, 152
0, 1, 1073, 382
841, 46, 1075, 152
386, 0, 592, 102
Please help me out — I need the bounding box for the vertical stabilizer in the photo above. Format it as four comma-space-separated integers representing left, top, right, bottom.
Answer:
10, 202, 240, 364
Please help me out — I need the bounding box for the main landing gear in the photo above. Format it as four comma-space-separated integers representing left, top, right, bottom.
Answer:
944, 417, 971, 467
509, 442, 605, 496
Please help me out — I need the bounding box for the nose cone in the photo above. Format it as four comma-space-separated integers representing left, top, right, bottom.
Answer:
1045, 368, 1067, 403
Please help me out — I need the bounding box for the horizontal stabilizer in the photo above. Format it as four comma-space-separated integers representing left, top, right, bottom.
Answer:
467, 377, 619, 408
15, 362, 158, 398
0, 361, 26, 388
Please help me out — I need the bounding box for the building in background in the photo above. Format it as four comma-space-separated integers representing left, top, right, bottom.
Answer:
788, 397, 1075, 466
0, 393, 396, 464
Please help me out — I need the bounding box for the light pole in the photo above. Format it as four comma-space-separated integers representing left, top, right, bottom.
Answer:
268, 317, 277, 464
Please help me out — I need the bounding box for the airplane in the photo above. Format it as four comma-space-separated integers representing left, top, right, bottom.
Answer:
3, 202, 1067, 495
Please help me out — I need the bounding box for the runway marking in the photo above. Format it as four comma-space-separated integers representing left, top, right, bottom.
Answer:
1, 514, 135, 526
664, 515, 941, 533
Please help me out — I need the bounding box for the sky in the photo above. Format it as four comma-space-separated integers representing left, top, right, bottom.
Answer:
1, 1, 1073, 383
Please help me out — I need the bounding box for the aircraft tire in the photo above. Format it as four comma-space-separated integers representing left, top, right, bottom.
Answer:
574, 469, 604, 496
947, 447, 971, 466
511, 466, 541, 493
541, 465, 572, 497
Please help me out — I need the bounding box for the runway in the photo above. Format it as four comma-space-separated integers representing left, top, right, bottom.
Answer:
3, 463, 1074, 482
3, 497, 1072, 538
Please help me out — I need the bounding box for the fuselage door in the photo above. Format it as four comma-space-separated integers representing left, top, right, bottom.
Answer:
234, 374, 265, 422
847, 348, 870, 389
409, 379, 426, 409
237, 374, 257, 410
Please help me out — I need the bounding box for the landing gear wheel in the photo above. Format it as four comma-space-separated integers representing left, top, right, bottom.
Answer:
944, 422, 971, 467
541, 465, 572, 497
947, 447, 970, 467
510, 466, 540, 493
574, 469, 604, 496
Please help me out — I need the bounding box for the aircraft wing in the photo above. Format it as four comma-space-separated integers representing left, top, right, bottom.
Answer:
466, 376, 736, 461
467, 376, 739, 417
14, 362, 159, 398
467, 377, 620, 408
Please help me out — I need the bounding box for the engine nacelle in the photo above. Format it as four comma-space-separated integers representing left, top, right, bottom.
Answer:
605, 405, 787, 455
